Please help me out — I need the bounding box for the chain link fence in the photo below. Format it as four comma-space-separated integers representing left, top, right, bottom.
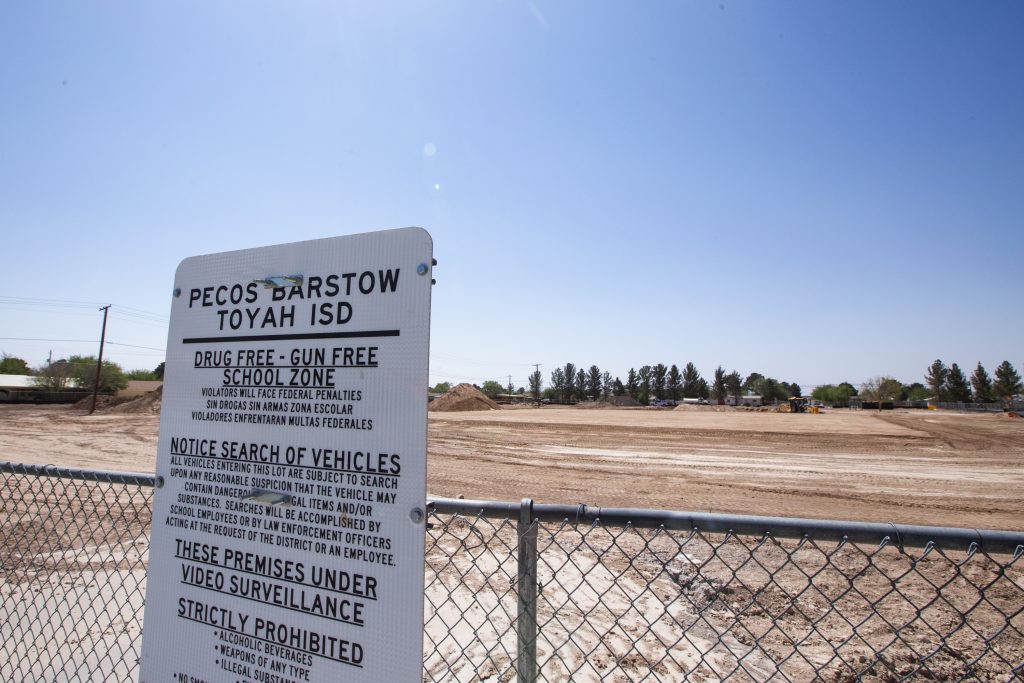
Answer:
2, 461, 1023, 682
0, 463, 153, 681
424, 500, 1024, 682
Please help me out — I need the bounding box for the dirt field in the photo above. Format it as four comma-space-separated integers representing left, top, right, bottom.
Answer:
2, 402, 1022, 681
1, 403, 1021, 530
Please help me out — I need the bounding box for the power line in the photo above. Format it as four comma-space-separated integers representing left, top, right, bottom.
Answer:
0, 336, 100, 344
0, 296, 168, 321
429, 369, 489, 382
430, 351, 534, 367
0, 337, 165, 352
0, 305, 169, 324
108, 341, 166, 352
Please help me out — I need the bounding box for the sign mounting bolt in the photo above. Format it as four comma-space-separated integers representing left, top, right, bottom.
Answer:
409, 507, 424, 524
155, 476, 165, 488
417, 263, 429, 276
172, 288, 181, 298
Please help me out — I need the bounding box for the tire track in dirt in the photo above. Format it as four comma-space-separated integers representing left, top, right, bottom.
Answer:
426, 409, 1023, 530
876, 412, 1024, 453
2, 405, 1020, 530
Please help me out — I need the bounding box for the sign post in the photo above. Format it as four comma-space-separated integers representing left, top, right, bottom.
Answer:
141, 227, 432, 682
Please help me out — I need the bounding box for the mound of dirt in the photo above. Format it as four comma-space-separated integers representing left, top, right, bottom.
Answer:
674, 402, 733, 412
605, 395, 641, 407
108, 386, 163, 415
73, 394, 135, 412
428, 383, 500, 412
575, 400, 614, 409
73, 387, 163, 414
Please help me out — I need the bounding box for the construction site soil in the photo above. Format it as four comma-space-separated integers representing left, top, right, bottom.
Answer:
428, 382, 500, 412
0, 403, 1021, 530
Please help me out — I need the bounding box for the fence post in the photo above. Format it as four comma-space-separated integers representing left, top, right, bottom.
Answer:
516, 497, 538, 683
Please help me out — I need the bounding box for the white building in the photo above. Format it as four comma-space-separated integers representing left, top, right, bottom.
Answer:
724, 394, 762, 407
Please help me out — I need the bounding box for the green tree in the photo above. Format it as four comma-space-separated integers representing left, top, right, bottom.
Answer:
126, 369, 159, 380
0, 353, 31, 375
970, 363, 994, 403
880, 378, 904, 401
993, 361, 1023, 401
753, 377, 788, 403
637, 365, 652, 404
812, 382, 856, 405
626, 368, 639, 401
743, 372, 764, 393
479, 380, 504, 399
612, 377, 626, 396
586, 365, 602, 401
31, 360, 73, 391
712, 366, 727, 403
860, 376, 902, 407
550, 368, 566, 401
695, 378, 710, 399
681, 362, 702, 398
528, 370, 542, 400
153, 361, 165, 380
575, 368, 587, 400
925, 359, 948, 403
666, 365, 682, 401
430, 381, 452, 394
601, 371, 612, 399
811, 384, 836, 402
62, 355, 128, 394
725, 370, 742, 404
903, 382, 931, 401
651, 364, 667, 399
946, 364, 972, 402
562, 363, 577, 402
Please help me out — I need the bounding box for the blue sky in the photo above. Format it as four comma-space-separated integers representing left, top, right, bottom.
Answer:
2, 1, 1021, 390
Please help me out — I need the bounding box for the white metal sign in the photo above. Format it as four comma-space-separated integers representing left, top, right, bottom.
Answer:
141, 227, 432, 683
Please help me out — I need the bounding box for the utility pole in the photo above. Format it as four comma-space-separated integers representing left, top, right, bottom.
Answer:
90, 305, 111, 415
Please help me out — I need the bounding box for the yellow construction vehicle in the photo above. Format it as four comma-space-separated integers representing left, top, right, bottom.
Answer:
786, 397, 821, 414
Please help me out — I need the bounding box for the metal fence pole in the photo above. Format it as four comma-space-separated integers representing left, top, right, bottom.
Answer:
516, 497, 538, 683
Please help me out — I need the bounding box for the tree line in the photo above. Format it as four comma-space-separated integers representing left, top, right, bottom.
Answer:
429, 357, 1024, 407
8, 351, 1020, 405
801, 359, 1023, 405
0, 352, 165, 394
922, 359, 1022, 403
518, 363, 803, 404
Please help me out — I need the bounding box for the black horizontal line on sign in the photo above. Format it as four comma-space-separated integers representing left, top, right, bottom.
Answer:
178, 580, 363, 626
176, 614, 363, 667
173, 553, 377, 601
182, 330, 400, 344
194, 365, 379, 369
208, 384, 339, 389
169, 451, 400, 477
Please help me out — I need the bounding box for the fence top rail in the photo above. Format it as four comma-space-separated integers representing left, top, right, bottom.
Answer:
0, 461, 157, 487
3, 460, 1022, 555
428, 496, 1024, 555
